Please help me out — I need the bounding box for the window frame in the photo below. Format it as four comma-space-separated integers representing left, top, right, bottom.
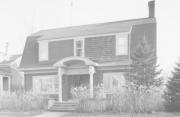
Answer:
74, 38, 84, 57
38, 41, 49, 62
115, 33, 129, 56
32, 75, 58, 94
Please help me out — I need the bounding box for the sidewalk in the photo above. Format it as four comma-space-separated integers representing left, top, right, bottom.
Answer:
32, 112, 68, 117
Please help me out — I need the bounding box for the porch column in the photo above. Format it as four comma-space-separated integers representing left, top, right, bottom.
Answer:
58, 67, 64, 102
89, 66, 95, 98
8, 77, 11, 93
0, 75, 2, 95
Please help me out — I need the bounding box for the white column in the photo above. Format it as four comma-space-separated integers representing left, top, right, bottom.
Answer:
58, 67, 64, 102
0, 75, 2, 95
8, 77, 11, 93
89, 66, 95, 98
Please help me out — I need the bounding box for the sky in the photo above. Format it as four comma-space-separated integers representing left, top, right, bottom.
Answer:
0, 0, 179, 76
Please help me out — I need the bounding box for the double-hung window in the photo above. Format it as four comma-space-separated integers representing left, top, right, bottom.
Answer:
33, 75, 58, 94
39, 41, 49, 61
116, 33, 128, 56
74, 39, 84, 57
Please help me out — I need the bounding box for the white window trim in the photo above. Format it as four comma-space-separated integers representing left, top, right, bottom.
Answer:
74, 38, 85, 57
0, 75, 11, 93
32, 75, 58, 94
115, 33, 129, 56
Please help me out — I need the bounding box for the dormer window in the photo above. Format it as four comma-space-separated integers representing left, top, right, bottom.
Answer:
74, 39, 84, 57
116, 33, 128, 56
39, 41, 49, 61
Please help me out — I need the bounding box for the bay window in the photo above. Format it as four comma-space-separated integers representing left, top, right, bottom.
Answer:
33, 75, 58, 94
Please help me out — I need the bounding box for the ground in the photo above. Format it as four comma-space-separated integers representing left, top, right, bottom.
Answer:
0, 112, 180, 117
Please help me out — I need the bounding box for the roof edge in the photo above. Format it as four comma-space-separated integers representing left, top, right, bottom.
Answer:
31, 17, 156, 38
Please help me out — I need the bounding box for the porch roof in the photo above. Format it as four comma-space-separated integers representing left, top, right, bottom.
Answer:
54, 56, 98, 67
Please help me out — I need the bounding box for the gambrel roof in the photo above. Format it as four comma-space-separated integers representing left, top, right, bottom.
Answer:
20, 17, 156, 69
32, 18, 156, 41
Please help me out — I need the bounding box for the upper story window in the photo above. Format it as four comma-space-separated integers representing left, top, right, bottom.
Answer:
74, 39, 84, 57
116, 33, 128, 56
39, 41, 48, 61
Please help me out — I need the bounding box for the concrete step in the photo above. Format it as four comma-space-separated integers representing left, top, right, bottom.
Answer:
48, 101, 78, 112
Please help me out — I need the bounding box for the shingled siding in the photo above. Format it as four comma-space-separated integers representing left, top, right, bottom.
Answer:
85, 35, 115, 60
49, 40, 74, 63
85, 35, 128, 62
130, 23, 156, 58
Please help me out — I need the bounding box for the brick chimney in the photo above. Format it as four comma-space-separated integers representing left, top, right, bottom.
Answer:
148, 0, 155, 18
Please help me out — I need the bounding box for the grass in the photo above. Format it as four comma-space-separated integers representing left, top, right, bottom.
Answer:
0, 111, 43, 117
0, 112, 179, 117
61, 112, 180, 117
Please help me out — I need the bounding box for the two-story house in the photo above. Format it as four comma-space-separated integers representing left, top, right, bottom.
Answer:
20, 1, 156, 103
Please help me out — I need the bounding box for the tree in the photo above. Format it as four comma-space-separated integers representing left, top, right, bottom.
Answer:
128, 36, 162, 89
165, 60, 180, 112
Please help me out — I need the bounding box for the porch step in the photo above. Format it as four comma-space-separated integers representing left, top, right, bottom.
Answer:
49, 102, 78, 112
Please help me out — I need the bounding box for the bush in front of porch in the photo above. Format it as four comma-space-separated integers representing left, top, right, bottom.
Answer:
71, 84, 164, 113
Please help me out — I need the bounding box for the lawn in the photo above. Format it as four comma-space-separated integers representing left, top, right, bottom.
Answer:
0, 112, 180, 117
0, 111, 43, 117
62, 112, 180, 117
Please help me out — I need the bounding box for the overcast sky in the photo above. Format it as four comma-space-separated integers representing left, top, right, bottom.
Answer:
0, 0, 179, 76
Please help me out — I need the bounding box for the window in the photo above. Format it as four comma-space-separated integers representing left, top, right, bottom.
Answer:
116, 34, 128, 55
74, 39, 84, 57
39, 41, 48, 61
3, 76, 9, 91
103, 72, 125, 93
33, 75, 58, 94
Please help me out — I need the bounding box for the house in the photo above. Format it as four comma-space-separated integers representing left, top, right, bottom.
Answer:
0, 54, 23, 95
20, 1, 156, 103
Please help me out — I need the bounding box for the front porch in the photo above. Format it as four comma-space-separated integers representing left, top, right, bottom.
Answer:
61, 74, 89, 101
54, 56, 98, 102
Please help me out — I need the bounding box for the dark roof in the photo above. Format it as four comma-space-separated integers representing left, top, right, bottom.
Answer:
20, 17, 156, 68
32, 18, 156, 40
0, 54, 21, 65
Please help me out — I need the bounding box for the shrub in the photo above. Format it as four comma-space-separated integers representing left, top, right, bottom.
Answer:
0, 91, 47, 111
72, 84, 164, 113
108, 84, 164, 113
71, 85, 90, 99
77, 98, 107, 113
